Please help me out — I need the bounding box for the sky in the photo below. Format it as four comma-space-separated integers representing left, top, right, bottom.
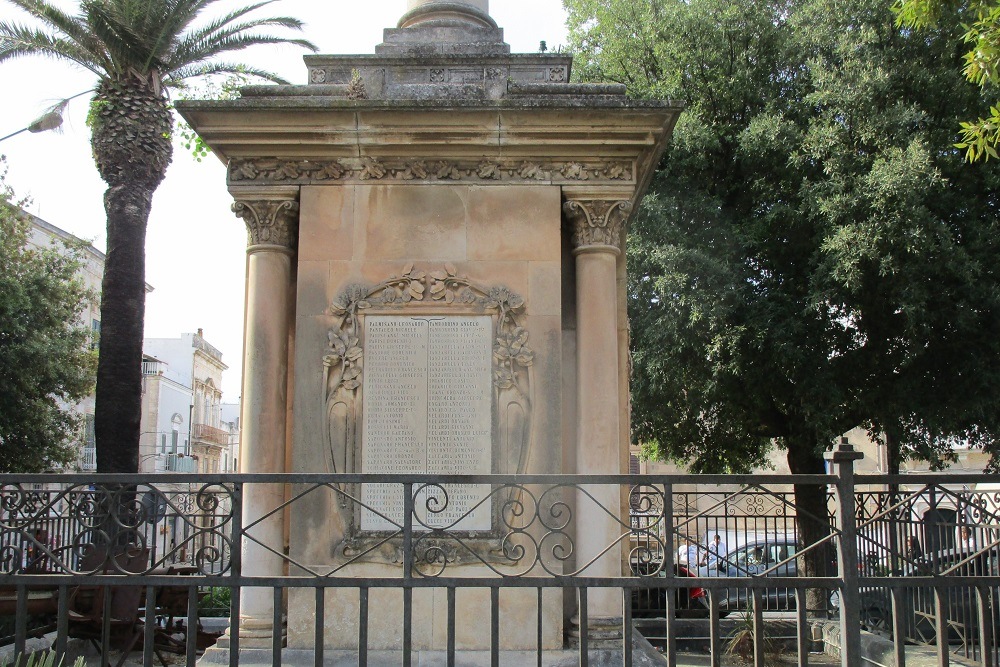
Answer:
0, 1, 570, 398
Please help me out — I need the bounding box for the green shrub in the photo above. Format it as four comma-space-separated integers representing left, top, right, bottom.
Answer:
198, 586, 232, 617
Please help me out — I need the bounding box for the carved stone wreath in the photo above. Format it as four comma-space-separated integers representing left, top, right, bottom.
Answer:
323, 263, 533, 395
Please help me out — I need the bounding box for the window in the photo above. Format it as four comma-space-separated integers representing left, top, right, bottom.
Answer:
90, 319, 100, 350
84, 415, 96, 448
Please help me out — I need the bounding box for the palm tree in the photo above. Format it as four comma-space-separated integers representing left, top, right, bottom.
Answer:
0, 0, 316, 472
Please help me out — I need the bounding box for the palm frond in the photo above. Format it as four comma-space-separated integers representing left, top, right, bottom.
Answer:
170, 18, 315, 66
166, 33, 315, 72
166, 61, 291, 85
178, 1, 288, 46
0, 21, 102, 75
4, 0, 111, 73
82, 3, 153, 76
3, 0, 314, 90
177, 15, 308, 57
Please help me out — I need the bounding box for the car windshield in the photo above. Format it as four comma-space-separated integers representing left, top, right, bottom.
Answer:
736, 546, 765, 567
733, 543, 796, 568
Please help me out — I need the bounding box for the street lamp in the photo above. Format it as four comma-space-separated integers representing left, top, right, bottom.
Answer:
0, 91, 90, 143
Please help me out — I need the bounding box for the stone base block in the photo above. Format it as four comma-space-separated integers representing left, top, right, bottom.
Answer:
199, 629, 664, 666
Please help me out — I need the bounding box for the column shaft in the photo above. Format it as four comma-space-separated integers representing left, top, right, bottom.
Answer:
238, 246, 293, 644
575, 247, 623, 631
565, 198, 633, 641
229, 195, 299, 647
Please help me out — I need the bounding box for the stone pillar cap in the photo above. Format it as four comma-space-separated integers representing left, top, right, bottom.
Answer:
399, 0, 497, 30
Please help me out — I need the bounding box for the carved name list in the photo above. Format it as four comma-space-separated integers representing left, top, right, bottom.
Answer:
361, 315, 492, 531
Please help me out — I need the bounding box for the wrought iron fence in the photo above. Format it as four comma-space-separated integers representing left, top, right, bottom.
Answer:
0, 470, 997, 667
853, 477, 1000, 666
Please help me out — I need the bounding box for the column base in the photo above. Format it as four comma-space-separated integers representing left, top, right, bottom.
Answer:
210, 615, 287, 650
567, 614, 625, 646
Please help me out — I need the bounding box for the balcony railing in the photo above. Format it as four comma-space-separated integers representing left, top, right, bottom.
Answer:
79, 447, 96, 471
192, 423, 229, 446
164, 453, 197, 473
141, 360, 163, 376
0, 467, 997, 666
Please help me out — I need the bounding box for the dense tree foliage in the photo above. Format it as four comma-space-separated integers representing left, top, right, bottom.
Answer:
894, 0, 1000, 160
0, 0, 315, 472
0, 166, 97, 473
567, 0, 1000, 600
568, 0, 1000, 473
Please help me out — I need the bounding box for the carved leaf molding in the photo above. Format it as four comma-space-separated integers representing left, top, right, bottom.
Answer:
229, 158, 634, 184
323, 263, 533, 396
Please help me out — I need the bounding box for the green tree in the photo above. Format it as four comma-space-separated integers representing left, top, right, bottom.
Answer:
567, 0, 1000, 604
893, 0, 1000, 160
0, 163, 97, 473
0, 0, 316, 472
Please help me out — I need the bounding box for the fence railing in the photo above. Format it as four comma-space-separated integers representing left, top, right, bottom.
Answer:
0, 468, 998, 667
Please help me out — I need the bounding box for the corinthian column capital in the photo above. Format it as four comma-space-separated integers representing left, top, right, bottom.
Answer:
232, 197, 300, 250
562, 199, 633, 254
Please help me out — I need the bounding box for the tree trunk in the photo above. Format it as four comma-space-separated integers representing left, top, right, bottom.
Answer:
90, 80, 173, 473
94, 184, 152, 473
787, 440, 831, 617
882, 425, 902, 575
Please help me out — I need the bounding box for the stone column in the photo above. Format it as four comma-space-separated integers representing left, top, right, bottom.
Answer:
400, 0, 495, 28
230, 191, 299, 646
564, 198, 632, 641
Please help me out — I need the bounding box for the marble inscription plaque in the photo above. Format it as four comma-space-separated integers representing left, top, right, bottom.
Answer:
361, 315, 492, 530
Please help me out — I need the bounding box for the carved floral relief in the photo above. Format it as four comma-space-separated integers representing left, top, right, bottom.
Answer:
228, 157, 634, 185
563, 199, 633, 250
230, 199, 299, 249
323, 264, 534, 480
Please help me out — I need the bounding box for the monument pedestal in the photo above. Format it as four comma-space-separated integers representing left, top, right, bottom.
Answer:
178, 0, 681, 656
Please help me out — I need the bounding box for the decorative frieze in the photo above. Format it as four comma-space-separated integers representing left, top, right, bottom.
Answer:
228, 157, 634, 186
305, 64, 568, 89
231, 198, 300, 249
563, 199, 633, 251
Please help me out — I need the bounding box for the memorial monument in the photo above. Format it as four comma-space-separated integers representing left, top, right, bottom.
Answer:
177, 0, 681, 659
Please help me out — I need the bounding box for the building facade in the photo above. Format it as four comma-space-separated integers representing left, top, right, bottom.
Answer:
26, 215, 103, 471
139, 355, 195, 473
143, 330, 229, 474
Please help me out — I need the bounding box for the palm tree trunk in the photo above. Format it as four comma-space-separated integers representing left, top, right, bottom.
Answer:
90, 80, 173, 474
94, 183, 151, 473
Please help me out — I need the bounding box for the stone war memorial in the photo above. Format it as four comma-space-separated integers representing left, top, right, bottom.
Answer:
178, 0, 680, 661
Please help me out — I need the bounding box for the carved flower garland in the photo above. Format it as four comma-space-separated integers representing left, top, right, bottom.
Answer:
229, 157, 633, 184
323, 264, 533, 396
323, 331, 362, 391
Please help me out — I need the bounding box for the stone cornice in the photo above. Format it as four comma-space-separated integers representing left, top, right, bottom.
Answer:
563, 199, 633, 253
174, 105, 681, 184
231, 197, 300, 250
227, 157, 635, 186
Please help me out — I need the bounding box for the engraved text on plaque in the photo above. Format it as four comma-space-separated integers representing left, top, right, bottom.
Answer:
361, 315, 492, 530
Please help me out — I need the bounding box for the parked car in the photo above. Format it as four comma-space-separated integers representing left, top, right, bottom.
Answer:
859, 547, 1000, 645
630, 558, 710, 618
695, 537, 801, 614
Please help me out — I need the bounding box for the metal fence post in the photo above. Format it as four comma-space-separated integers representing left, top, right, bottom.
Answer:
826, 437, 863, 667
403, 482, 414, 667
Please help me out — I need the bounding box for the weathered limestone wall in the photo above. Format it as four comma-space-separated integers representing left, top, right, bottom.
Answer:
287, 183, 563, 650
